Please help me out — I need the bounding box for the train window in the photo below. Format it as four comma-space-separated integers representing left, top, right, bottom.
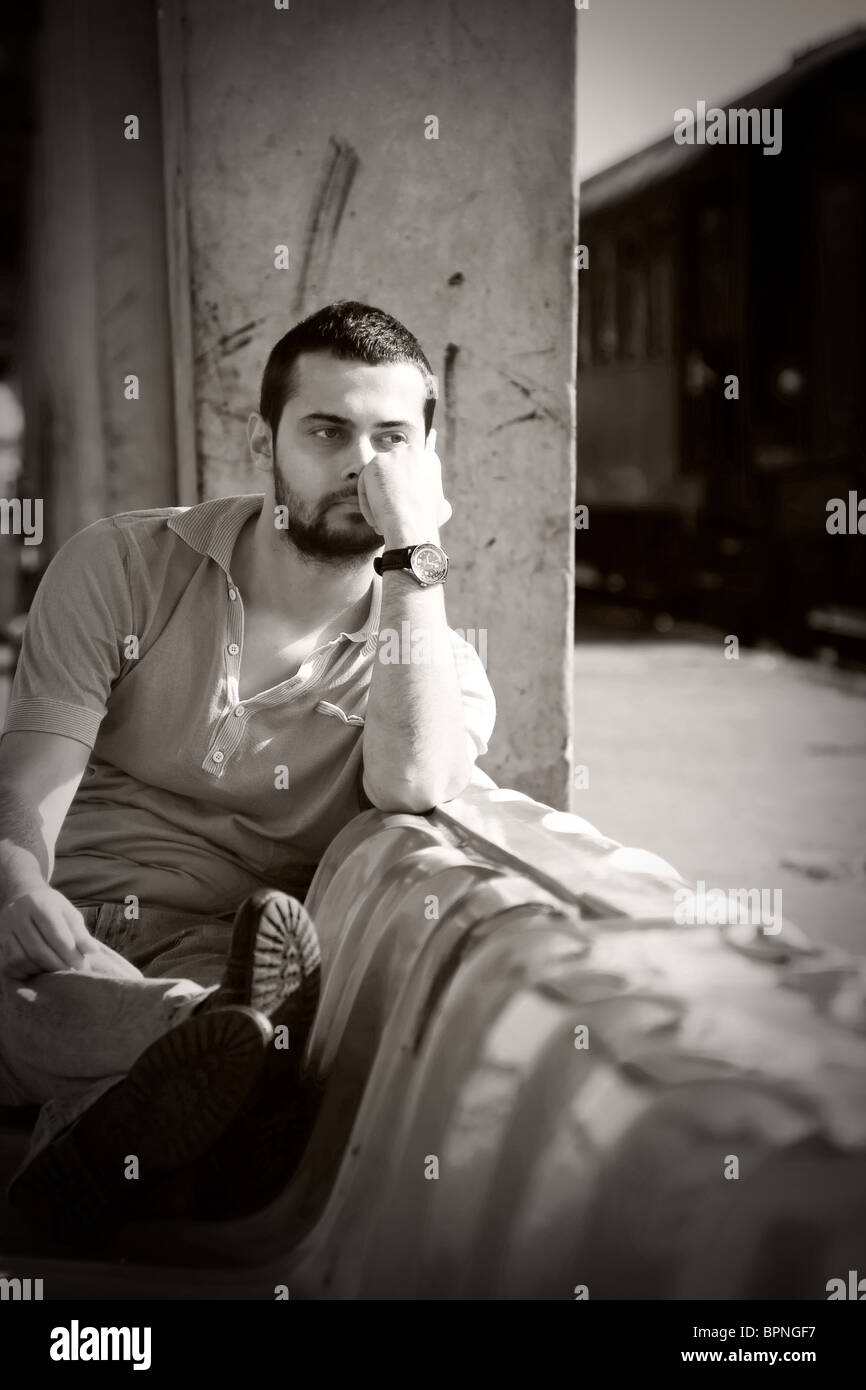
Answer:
578, 277, 592, 367
620, 242, 649, 361
595, 237, 618, 362
815, 175, 864, 458
698, 204, 738, 340
649, 249, 674, 358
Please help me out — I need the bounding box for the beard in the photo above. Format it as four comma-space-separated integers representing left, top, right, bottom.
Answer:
273, 466, 383, 561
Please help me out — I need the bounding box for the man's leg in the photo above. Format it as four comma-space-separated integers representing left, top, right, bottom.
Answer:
3, 893, 322, 1237
0, 896, 317, 1139
179, 890, 324, 1217
132, 890, 324, 1220
8, 1004, 275, 1245
0, 906, 217, 1152
0, 902, 267, 1243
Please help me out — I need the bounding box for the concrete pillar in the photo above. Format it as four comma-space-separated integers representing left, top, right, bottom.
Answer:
23, 0, 177, 553
161, 0, 577, 807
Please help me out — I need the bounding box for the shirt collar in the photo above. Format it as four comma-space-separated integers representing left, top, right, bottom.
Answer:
167, 493, 262, 573
340, 573, 382, 649
167, 493, 382, 646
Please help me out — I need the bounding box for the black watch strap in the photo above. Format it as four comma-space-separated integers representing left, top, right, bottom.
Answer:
373, 547, 414, 575
374, 543, 449, 585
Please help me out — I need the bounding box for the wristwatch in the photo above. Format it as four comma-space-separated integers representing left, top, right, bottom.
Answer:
373, 542, 449, 586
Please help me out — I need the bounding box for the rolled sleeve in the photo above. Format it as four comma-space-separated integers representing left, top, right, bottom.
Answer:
3, 518, 133, 749
448, 628, 496, 763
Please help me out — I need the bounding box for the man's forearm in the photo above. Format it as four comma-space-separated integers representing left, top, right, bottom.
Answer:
0, 790, 51, 908
362, 565, 474, 812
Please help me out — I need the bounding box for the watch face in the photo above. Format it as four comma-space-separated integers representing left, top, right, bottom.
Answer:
410, 543, 449, 585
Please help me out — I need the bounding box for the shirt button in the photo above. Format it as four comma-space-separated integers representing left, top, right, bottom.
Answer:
234, 705, 244, 717
213, 750, 225, 763
227, 643, 240, 655
228, 588, 237, 601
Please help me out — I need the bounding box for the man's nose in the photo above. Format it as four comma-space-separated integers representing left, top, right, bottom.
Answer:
341, 436, 377, 478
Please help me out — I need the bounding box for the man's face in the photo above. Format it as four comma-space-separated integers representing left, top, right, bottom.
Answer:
270, 351, 429, 560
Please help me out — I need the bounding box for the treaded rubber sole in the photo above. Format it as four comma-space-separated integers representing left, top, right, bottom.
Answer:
216, 888, 321, 1048
195, 1071, 324, 1220
9, 1004, 273, 1245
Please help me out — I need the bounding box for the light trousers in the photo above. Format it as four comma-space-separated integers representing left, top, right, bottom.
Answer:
0, 901, 235, 1165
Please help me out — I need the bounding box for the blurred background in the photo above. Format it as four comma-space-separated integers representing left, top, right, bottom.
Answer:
0, 1, 863, 950
573, 4, 866, 953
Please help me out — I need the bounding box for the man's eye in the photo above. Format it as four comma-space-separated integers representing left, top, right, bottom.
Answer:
313, 427, 342, 441
379, 432, 408, 446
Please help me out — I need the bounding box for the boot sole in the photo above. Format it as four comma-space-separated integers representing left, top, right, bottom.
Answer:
10, 1004, 273, 1244
220, 889, 321, 1056
198, 1073, 323, 1220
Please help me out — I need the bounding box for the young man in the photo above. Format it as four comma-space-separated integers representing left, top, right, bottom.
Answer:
0, 301, 496, 1242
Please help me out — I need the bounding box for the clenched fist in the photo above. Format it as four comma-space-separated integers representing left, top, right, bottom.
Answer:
357, 428, 452, 546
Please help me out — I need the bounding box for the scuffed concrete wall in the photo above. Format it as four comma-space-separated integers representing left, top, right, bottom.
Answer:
165, 0, 577, 806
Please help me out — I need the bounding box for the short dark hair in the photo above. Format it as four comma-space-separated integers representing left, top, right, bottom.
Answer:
259, 301, 437, 445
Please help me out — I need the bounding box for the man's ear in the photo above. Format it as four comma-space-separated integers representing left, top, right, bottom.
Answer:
248, 412, 273, 473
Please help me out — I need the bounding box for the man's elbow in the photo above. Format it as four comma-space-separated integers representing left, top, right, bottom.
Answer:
366, 785, 438, 814
364, 763, 474, 815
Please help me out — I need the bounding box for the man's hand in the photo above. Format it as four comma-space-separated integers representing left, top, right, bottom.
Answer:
357, 428, 452, 546
0, 886, 107, 979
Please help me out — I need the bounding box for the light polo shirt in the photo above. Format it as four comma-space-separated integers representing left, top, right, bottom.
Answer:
3, 494, 496, 916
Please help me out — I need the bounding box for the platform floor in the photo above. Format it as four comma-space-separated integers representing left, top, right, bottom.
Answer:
573, 616, 866, 955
